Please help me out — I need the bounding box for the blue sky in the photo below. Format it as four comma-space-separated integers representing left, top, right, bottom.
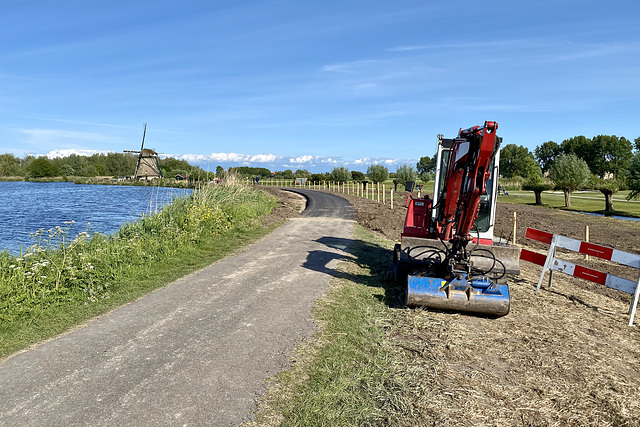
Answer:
1, 0, 639, 173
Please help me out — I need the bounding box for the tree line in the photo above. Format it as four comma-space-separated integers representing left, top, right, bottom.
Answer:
0, 153, 209, 180
498, 134, 640, 210
225, 163, 431, 189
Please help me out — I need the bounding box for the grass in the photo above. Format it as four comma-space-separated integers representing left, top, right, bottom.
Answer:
499, 189, 640, 218
0, 181, 278, 358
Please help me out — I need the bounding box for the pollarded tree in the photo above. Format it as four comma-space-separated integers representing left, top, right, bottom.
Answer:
330, 166, 351, 182
595, 179, 619, 212
367, 164, 388, 183
395, 163, 418, 185
522, 170, 554, 205
499, 144, 539, 179
548, 154, 592, 208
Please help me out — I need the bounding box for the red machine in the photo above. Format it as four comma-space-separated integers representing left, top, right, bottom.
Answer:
393, 121, 520, 316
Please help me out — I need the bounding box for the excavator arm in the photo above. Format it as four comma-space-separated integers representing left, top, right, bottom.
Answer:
439, 121, 500, 257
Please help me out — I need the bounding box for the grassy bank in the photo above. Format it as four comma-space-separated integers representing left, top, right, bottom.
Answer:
0, 182, 277, 358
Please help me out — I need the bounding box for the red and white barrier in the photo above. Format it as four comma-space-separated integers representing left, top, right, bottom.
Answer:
521, 228, 640, 326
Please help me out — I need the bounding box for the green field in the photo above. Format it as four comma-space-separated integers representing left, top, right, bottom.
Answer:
498, 190, 640, 218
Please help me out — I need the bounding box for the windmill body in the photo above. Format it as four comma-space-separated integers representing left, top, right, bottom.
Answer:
124, 124, 163, 180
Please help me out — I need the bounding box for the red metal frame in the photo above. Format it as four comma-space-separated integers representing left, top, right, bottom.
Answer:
401, 121, 499, 248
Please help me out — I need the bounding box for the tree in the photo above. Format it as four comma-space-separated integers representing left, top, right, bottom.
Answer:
590, 135, 633, 178
561, 135, 593, 159
27, 156, 60, 178
20, 155, 36, 175
60, 164, 75, 176
595, 179, 619, 212
294, 169, 311, 178
215, 166, 225, 178
416, 155, 436, 182
548, 154, 592, 207
351, 171, 365, 181
534, 141, 561, 173
281, 169, 294, 179
0, 154, 22, 176
522, 172, 554, 205
232, 167, 272, 178
499, 144, 539, 178
635, 137, 640, 152
310, 173, 328, 182
627, 153, 640, 200
330, 166, 351, 182
367, 164, 388, 183
395, 163, 418, 185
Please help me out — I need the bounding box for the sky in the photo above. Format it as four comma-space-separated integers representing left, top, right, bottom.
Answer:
1, 0, 639, 173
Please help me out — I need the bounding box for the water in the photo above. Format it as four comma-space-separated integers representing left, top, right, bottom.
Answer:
0, 182, 190, 254
579, 211, 640, 222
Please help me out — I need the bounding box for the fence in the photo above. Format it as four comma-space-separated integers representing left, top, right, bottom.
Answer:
520, 227, 640, 326
252, 178, 420, 209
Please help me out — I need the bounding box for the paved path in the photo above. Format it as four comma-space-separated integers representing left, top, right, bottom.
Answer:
0, 190, 354, 426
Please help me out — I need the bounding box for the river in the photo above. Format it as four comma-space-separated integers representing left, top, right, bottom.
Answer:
0, 181, 190, 254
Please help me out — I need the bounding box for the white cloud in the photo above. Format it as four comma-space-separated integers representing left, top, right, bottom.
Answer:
249, 153, 277, 163
289, 155, 314, 164
45, 148, 107, 158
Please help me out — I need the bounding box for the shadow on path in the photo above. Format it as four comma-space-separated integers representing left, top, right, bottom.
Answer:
301, 236, 405, 308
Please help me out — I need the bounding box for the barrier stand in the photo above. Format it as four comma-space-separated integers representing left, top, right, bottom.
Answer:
521, 227, 640, 326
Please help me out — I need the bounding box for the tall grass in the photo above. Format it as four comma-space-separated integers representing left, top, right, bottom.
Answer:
0, 180, 277, 357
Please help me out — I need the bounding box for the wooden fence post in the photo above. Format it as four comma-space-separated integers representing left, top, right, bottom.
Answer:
585, 226, 590, 260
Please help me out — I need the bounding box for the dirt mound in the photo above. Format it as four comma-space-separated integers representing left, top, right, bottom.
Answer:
258, 187, 305, 227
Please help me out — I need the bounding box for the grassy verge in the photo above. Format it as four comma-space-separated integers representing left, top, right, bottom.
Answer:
252, 225, 405, 426
0, 182, 278, 358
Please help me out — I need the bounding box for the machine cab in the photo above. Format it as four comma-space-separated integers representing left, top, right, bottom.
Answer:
431, 135, 501, 245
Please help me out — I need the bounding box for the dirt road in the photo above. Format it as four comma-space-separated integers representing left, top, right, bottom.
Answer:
0, 190, 354, 426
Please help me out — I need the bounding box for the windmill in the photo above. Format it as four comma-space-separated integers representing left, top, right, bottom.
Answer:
124, 123, 163, 180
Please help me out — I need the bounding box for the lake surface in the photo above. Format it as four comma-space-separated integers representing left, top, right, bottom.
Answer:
0, 182, 190, 254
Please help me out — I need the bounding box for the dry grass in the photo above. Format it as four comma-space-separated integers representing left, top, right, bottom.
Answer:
382, 260, 640, 426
